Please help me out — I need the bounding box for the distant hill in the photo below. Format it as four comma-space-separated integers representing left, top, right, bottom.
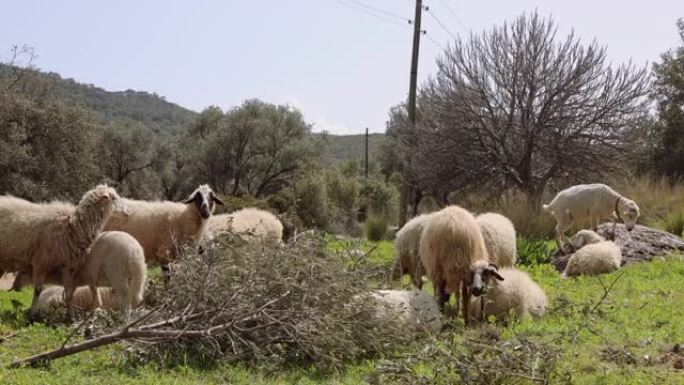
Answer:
315, 132, 387, 166
0, 64, 196, 132
1, 64, 388, 163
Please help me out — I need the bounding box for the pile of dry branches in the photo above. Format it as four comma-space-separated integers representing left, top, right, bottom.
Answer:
11, 234, 409, 370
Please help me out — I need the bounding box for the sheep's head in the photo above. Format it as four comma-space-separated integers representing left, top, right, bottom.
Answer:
468, 260, 504, 297
184, 184, 224, 219
619, 198, 640, 231
572, 229, 604, 250
85, 184, 126, 216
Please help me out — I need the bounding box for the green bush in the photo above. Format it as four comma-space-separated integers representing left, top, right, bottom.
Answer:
360, 178, 399, 223
662, 210, 684, 237
293, 169, 329, 229
216, 195, 272, 215
516, 237, 552, 265
365, 214, 389, 242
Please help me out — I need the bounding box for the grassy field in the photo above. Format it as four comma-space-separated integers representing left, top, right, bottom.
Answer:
1, 238, 684, 384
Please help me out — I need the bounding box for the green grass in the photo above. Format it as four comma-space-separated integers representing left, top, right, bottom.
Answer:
2, 244, 684, 384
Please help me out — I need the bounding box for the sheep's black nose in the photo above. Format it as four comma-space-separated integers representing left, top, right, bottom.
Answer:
471, 286, 484, 297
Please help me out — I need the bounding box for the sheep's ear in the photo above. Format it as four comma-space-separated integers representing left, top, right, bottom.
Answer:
488, 262, 499, 271
183, 192, 198, 204
212, 195, 225, 205
490, 270, 504, 281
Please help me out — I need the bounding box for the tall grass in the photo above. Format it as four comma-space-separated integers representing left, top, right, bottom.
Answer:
615, 176, 684, 228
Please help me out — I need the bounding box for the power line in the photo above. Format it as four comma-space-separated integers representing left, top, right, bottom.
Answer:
438, 0, 466, 30
424, 30, 447, 51
346, 0, 412, 24
424, 6, 458, 40
328, 0, 412, 28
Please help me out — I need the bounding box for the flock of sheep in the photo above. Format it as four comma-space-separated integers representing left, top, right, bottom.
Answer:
389, 183, 639, 327
0, 181, 638, 329
0, 184, 283, 321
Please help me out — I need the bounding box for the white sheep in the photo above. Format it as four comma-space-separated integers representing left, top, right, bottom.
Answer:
0, 185, 123, 318
207, 208, 283, 243
13, 231, 147, 320
368, 290, 443, 332
419, 205, 503, 325
34, 286, 120, 314
563, 240, 622, 277
104, 184, 223, 276
571, 229, 605, 250
542, 183, 640, 251
468, 267, 548, 322
475, 212, 517, 268
390, 213, 434, 289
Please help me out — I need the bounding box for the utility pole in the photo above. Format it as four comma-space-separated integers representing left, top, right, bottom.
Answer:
364, 127, 369, 178
399, 0, 423, 227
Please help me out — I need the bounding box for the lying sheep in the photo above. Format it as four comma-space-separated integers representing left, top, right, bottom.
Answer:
420, 205, 503, 325
207, 208, 283, 243
13, 231, 147, 320
0, 185, 123, 318
543, 183, 640, 252
105, 184, 223, 277
368, 290, 443, 332
563, 241, 622, 277
476, 213, 517, 267
35, 286, 121, 314
571, 229, 605, 250
469, 267, 548, 322
390, 213, 434, 289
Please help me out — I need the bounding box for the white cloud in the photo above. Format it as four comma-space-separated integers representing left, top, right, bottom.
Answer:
283, 97, 361, 135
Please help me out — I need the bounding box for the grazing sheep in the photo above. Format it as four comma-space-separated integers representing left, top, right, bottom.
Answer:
13, 231, 147, 320
34, 286, 120, 314
207, 208, 283, 243
469, 267, 548, 322
563, 240, 622, 277
419, 205, 503, 325
542, 183, 640, 251
0, 185, 122, 317
571, 229, 605, 250
368, 290, 443, 332
390, 213, 434, 289
104, 184, 223, 276
476, 213, 517, 268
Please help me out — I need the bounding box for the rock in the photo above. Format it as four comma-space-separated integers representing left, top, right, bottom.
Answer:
368, 290, 443, 332
552, 224, 684, 272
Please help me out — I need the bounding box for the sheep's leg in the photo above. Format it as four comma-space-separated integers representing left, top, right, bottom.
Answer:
610, 219, 618, 241
413, 263, 423, 290
29, 269, 47, 320
62, 269, 77, 320
554, 224, 565, 254
461, 282, 470, 327
161, 263, 171, 285
435, 279, 448, 311
118, 287, 131, 322
90, 284, 102, 309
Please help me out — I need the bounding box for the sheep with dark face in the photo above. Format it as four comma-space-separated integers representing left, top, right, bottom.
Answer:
104, 184, 223, 277
419, 205, 503, 325
543, 183, 640, 252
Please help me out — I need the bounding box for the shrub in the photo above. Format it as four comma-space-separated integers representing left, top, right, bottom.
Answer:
365, 213, 389, 242
359, 178, 399, 223
661, 210, 684, 237
292, 169, 329, 229
216, 195, 272, 215
516, 237, 552, 265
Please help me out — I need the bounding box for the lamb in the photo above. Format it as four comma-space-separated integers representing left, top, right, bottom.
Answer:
563, 240, 622, 277
542, 183, 640, 251
468, 267, 548, 322
104, 184, 223, 276
419, 205, 503, 325
34, 286, 120, 314
207, 208, 283, 243
390, 213, 434, 289
475, 213, 517, 267
367, 290, 443, 332
13, 231, 147, 320
571, 229, 605, 250
0, 185, 123, 317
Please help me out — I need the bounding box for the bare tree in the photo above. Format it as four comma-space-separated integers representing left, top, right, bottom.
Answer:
398, 12, 649, 210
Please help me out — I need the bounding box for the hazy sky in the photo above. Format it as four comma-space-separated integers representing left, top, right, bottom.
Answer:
1, 1, 682, 134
